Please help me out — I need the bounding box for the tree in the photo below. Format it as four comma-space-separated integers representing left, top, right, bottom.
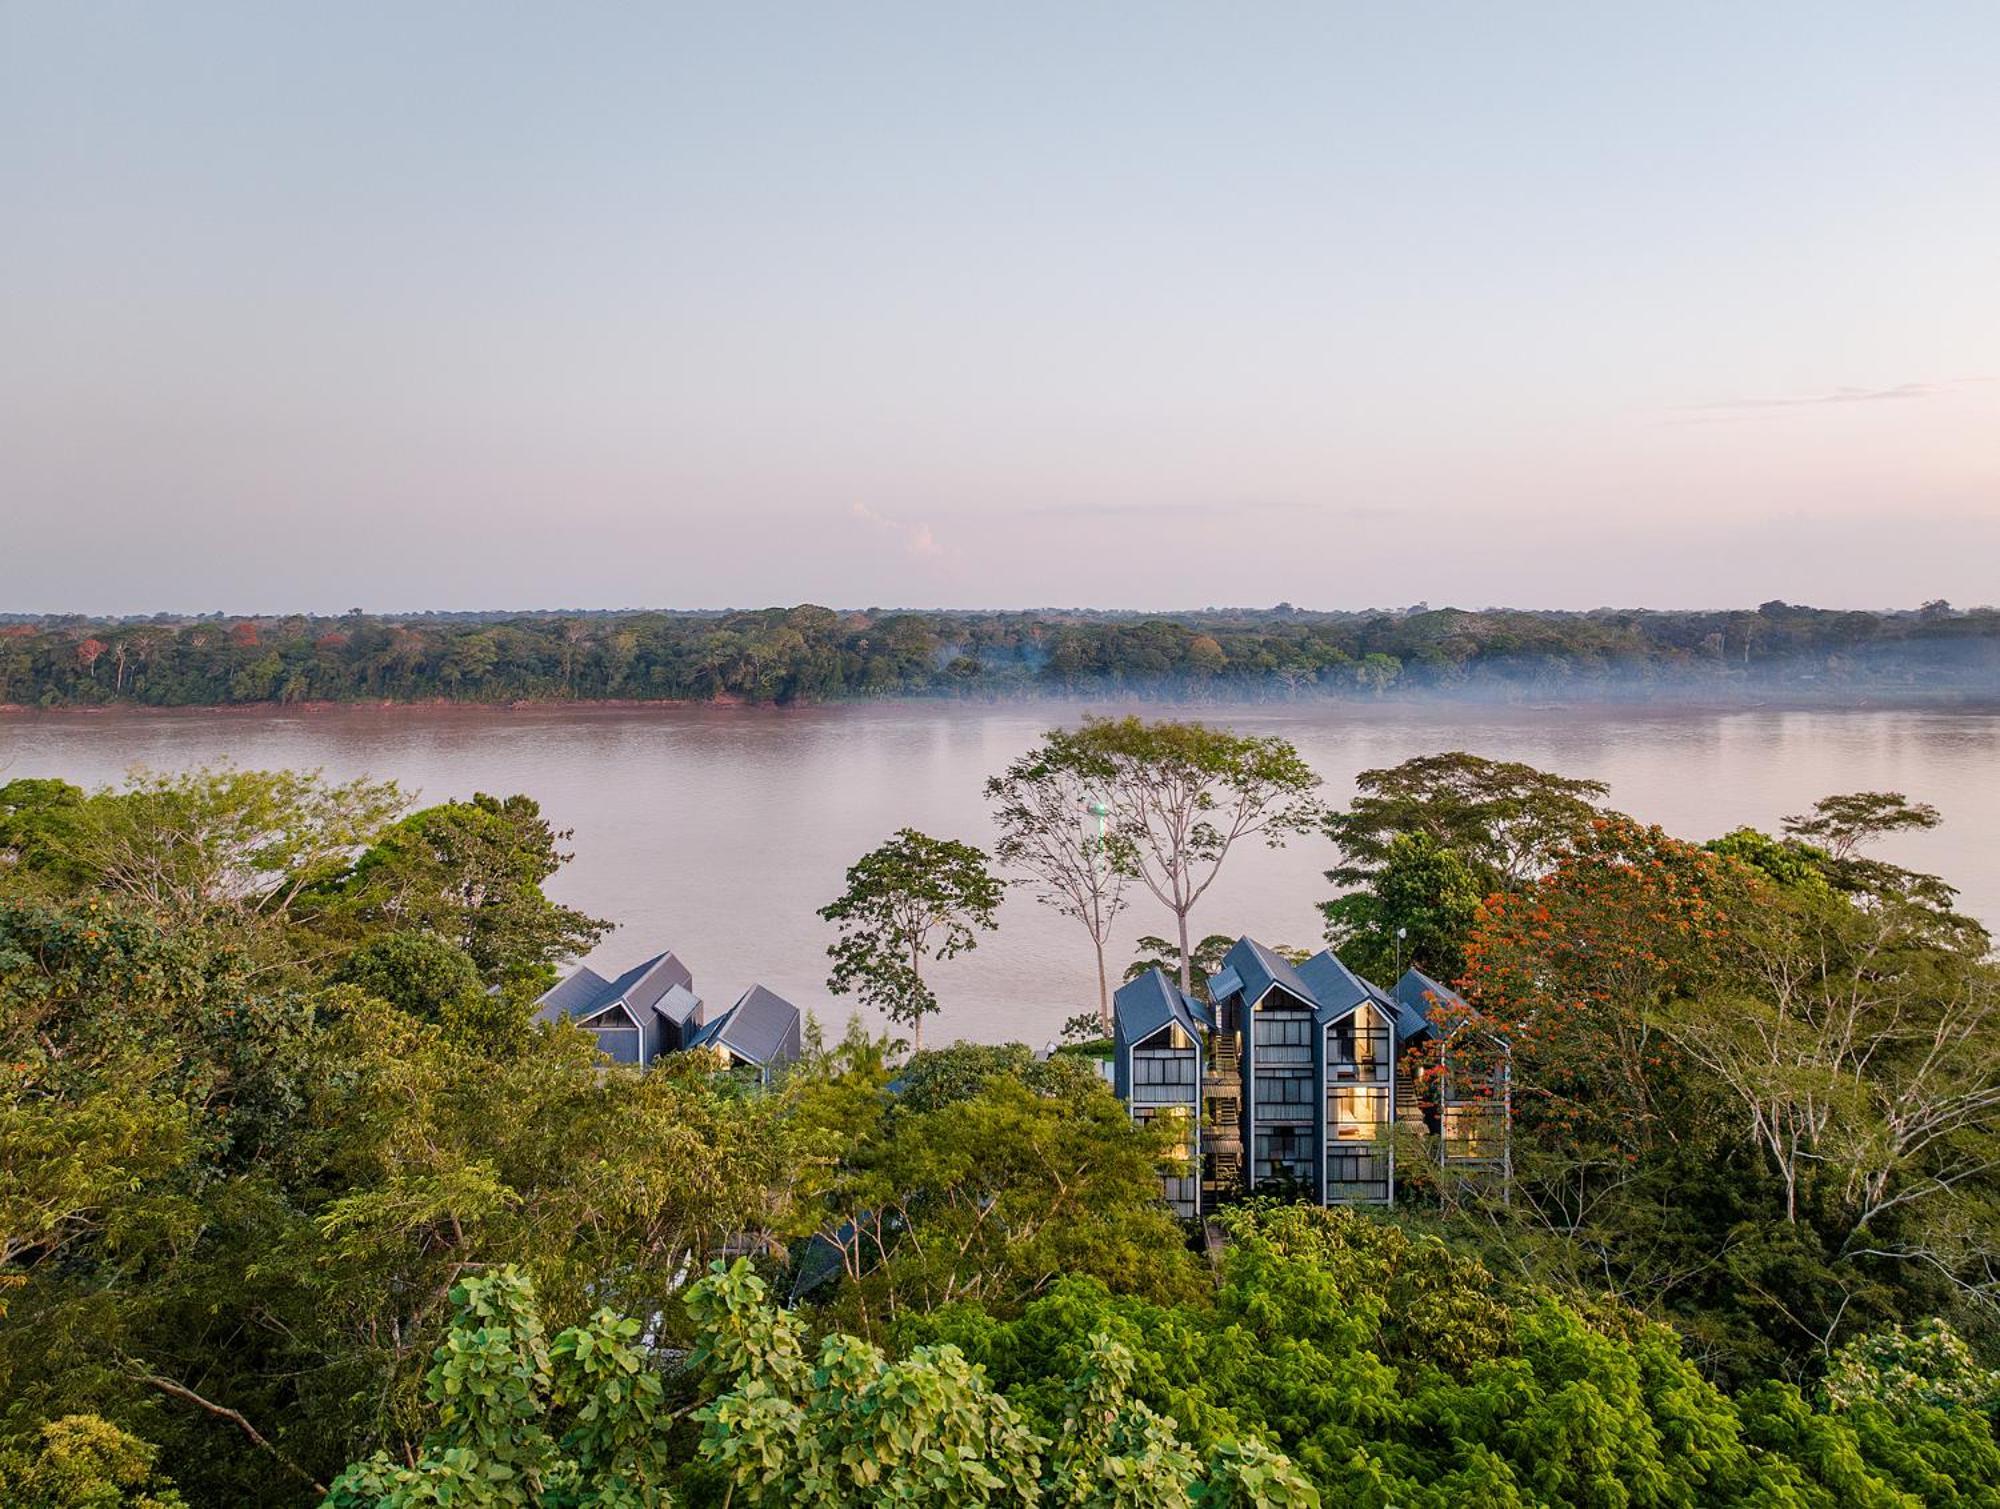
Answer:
0, 1415, 187, 1509
1658, 865, 2000, 1276
810, 1074, 1203, 1333
323, 1259, 1319, 1508
321, 1268, 672, 1507
1063, 719, 1321, 996
986, 738, 1130, 1033
6, 767, 405, 924
324, 794, 608, 989
1784, 790, 1941, 860
1320, 831, 1481, 983
331, 932, 484, 1023
819, 829, 1002, 1053
1453, 815, 1756, 1211
1324, 752, 1607, 898
1122, 934, 1237, 1003
0, 778, 94, 893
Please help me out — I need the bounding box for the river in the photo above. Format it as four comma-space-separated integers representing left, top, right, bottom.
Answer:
3, 701, 1994, 1045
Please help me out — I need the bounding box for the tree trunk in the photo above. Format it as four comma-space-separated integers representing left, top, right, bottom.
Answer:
1175, 907, 1194, 997
1095, 939, 1111, 1035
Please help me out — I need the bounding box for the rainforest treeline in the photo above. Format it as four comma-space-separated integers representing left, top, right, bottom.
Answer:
3, 599, 1997, 708
3, 736, 1998, 1505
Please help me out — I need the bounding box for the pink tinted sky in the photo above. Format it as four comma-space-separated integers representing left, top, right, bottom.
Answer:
2, 3, 1995, 613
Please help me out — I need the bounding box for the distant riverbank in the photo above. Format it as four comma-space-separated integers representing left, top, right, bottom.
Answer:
8, 684, 2000, 719
5, 602, 1997, 713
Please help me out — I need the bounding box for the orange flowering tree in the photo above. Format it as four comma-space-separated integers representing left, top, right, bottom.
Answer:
1445, 814, 1762, 1168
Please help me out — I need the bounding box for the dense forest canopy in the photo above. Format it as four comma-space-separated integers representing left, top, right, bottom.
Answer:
3, 735, 1997, 1505
3, 599, 1997, 707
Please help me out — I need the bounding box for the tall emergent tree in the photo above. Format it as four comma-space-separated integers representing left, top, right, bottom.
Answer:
1324, 751, 1607, 897
986, 738, 1130, 1033
1060, 718, 1321, 996
819, 828, 1003, 1052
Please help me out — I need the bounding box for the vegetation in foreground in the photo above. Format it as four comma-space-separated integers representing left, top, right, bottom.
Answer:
2, 727, 1996, 1505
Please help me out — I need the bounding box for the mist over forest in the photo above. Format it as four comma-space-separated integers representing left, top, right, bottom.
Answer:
3, 600, 1997, 710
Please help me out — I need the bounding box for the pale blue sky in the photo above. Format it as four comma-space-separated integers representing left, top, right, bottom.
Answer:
2, 3, 1995, 613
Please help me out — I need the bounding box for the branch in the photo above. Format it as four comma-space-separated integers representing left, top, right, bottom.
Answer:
128, 1367, 327, 1495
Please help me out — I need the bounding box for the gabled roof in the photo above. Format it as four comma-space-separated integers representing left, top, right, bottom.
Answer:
534, 949, 695, 1029
603, 950, 693, 1015
1112, 968, 1210, 1047
655, 981, 703, 1026
534, 964, 612, 1024
1393, 968, 1465, 1039
1210, 936, 1316, 1011
689, 984, 799, 1066
1295, 949, 1379, 1025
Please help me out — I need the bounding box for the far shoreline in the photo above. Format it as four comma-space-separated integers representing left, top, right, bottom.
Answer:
6, 689, 2000, 721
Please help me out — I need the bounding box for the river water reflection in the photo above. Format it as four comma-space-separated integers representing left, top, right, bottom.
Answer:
4, 701, 1994, 1046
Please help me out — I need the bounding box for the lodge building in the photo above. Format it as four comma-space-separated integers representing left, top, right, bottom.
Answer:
1112, 936, 1506, 1217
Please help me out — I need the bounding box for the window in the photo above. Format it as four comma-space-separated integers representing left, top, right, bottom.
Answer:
1254, 1070, 1315, 1122
1135, 1105, 1196, 1158
1137, 1106, 1199, 1219
1443, 1101, 1506, 1163
1134, 1052, 1195, 1085
1328, 1085, 1389, 1139
1254, 1128, 1314, 1185
1327, 1147, 1390, 1203
1133, 1050, 1197, 1102
1328, 1011, 1391, 1083
1253, 1011, 1313, 1064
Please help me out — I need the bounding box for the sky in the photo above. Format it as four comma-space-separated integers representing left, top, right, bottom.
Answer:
2, 2, 1996, 615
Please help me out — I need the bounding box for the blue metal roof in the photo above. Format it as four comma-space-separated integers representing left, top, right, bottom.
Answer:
534, 949, 691, 1027
1393, 968, 1464, 1038
1112, 967, 1209, 1046
689, 984, 800, 1066
1211, 936, 1317, 1011
1295, 949, 1379, 1024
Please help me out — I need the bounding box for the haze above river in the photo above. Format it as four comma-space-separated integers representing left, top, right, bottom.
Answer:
4, 702, 1995, 1046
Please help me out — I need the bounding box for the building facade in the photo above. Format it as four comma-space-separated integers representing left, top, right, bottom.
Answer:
1111, 936, 1506, 1216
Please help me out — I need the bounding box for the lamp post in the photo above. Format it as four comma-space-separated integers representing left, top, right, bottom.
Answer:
1394, 925, 1407, 980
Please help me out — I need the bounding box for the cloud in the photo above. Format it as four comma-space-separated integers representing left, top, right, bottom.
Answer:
1676, 377, 1998, 417
1703, 383, 1935, 410
850, 502, 946, 559
1012, 498, 1318, 520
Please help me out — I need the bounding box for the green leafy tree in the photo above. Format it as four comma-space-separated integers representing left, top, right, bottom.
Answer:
986, 738, 1130, 1034
811, 1075, 1204, 1334
1783, 790, 1941, 860
1324, 752, 1607, 899
326, 1260, 1318, 1508
0, 1415, 187, 1509
0, 779, 95, 894
1822, 1319, 2000, 1416
2, 767, 404, 925
893, 1043, 1107, 1114
1320, 831, 1481, 983
1062, 718, 1321, 996
321, 1269, 671, 1507
689, 1259, 1314, 1508
1122, 933, 1237, 1003
325, 793, 609, 989
332, 932, 484, 1023
819, 829, 1002, 1053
